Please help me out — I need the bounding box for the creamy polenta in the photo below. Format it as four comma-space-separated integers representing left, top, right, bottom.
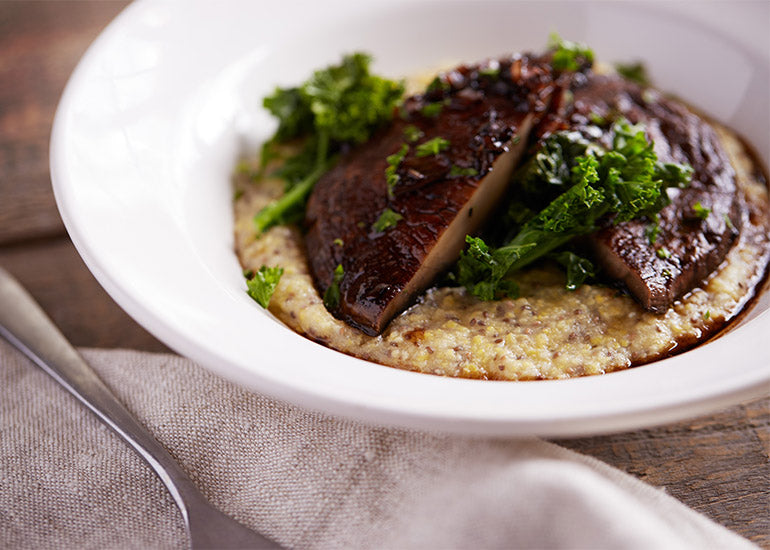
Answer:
233, 126, 769, 380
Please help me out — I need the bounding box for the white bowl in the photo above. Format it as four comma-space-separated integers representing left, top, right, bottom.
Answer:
51, 0, 770, 436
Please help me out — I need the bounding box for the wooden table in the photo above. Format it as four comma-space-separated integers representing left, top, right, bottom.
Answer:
1, 1, 767, 546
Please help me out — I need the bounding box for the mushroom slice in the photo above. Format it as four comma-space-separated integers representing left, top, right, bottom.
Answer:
305, 56, 561, 335
570, 74, 741, 311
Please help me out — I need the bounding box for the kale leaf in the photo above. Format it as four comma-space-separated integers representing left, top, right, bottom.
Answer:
323, 264, 345, 310
455, 236, 535, 301
549, 251, 596, 291
254, 53, 404, 234
245, 266, 284, 308
615, 61, 650, 86
456, 119, 692, 299
513, 131, 595, 204
548, 33, 594, 72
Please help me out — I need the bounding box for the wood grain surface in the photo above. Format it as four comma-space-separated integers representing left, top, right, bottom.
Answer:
0, 1, 767, 546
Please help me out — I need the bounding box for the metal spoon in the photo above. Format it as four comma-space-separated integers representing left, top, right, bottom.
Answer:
0, 266, 283, 549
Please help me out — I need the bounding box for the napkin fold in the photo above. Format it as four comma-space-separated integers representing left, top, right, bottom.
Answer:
0, 339, 757, 549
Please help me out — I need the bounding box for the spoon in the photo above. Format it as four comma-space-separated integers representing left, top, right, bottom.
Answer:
0, 267, 283, 549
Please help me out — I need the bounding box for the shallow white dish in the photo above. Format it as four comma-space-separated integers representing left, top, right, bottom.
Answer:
51, 0, 770, 436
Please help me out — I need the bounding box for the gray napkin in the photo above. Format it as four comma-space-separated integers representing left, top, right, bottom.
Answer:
0, 339, 756, 549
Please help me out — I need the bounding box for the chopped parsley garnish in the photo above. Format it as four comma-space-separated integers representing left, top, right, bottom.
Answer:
449, 165, 479, 178
703, 310, 711, 321
656, 246, 672, 259
415, 137, 451, 157
548, 33, 594, 72
589, 112, 606, 126
479, 64, 501, 78
245, 266, 284, 308
426, 76, 450, 94
372, 208, 403, 232
253, 53, 404, 234
724, 214, 735, 231
646, 215, 661, 244
456, 119, 692, 300
385, 143, 409, 198
615, 61, 650, 86
420, 100, 447, 118
693, 201, 711, 220
404, 125, 424, 143
323, 264, 345, 310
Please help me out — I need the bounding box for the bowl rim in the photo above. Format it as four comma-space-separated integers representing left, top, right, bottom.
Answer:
50, 0, 770, 437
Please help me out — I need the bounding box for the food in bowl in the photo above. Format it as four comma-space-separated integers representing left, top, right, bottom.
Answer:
233, 37, 770, 380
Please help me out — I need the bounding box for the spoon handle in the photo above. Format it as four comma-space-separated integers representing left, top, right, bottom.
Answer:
0, 266, 285, 548
0, 267, 208, 514
0, 267, 283, 548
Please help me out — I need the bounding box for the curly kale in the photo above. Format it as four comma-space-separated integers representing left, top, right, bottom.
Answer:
254, 53, 404, 234
456, 119, 692, 300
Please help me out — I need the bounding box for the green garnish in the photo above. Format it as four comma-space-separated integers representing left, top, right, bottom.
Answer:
656, 247, 672, 259
512, 130, 596, 202
693, 201, 711, 220
385, 143, 409, 198
615, 61, 650, 86
323, 264, 345, 310
235, 159, 252, 175
589, 112, 606, 126
724, 214, 735, 231
548, 32, 594, 72
455, 236, 529, 301
646, 215, 661, 244
333, 238, 344, 246
254, 53, 404, 234
456, 119, 692, 300
404, 125, 424, 143
253, 161, 330, 233
703, 310, 711, 321
479, 65, 501, 78
426, 76, 450, 94
372, 208, 403, 232
245, 266, 284, 308
420, 99, 448, 118
448, 165, 479, 178
415, 137, 451, 158
550, 251, 596, 291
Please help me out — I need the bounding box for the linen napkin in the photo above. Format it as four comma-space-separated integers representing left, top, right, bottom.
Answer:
0, 338, 757, 549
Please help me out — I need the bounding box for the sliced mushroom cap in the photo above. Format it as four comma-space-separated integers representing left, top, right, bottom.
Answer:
305, 56, 561, 335
570, 74, 741, 311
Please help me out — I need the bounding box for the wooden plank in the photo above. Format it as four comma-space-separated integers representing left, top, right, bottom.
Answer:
0, 1, 129, 245
0, 236, 170, 352
558, 398, 770, 547
0, 2, 767, 547
2, 235, 766, 545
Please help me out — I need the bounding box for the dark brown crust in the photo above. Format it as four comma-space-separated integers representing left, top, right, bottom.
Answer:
305, 55, 566, 335
568, 75, 741, 311
306, 62, 760, 334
